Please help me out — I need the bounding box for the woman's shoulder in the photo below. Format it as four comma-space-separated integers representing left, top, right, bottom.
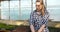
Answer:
30, 10, 35, 16
31, 10, 36, 14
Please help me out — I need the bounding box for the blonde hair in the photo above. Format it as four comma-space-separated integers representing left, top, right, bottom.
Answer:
36, 0, 46, 16
40, 0, 45, 16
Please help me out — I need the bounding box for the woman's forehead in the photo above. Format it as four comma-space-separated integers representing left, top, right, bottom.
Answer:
36, 2, 40, 5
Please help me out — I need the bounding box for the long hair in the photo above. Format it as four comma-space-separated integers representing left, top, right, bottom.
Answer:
41, 0, 49, 15
39, 0, 48, 15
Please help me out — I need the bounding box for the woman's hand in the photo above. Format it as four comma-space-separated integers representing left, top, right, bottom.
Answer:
38, 24, 45, 32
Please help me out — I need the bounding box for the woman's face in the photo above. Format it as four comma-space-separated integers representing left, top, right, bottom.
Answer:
36, 2, 43, 12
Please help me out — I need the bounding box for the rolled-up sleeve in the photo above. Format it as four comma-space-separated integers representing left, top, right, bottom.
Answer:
29, 12, 34, 25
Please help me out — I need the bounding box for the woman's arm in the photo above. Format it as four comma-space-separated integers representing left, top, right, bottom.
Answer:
38, 24, 45, 32
30, 25, 35, 32
29, 12, 35, 32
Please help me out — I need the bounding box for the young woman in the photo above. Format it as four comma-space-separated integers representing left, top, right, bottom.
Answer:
29, 0, 49, 32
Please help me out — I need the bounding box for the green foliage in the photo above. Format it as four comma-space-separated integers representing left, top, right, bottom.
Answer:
0, 23, 17, 30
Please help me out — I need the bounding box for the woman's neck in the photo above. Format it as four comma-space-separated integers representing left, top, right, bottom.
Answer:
37, 11, 42, 15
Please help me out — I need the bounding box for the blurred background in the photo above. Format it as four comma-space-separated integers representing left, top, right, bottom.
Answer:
0, 0, 60, 32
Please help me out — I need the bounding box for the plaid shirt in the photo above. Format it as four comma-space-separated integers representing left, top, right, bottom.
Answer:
29, 10, 49, 32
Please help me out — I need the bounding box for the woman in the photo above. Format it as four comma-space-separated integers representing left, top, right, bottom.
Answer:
29, 0, 49, 32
